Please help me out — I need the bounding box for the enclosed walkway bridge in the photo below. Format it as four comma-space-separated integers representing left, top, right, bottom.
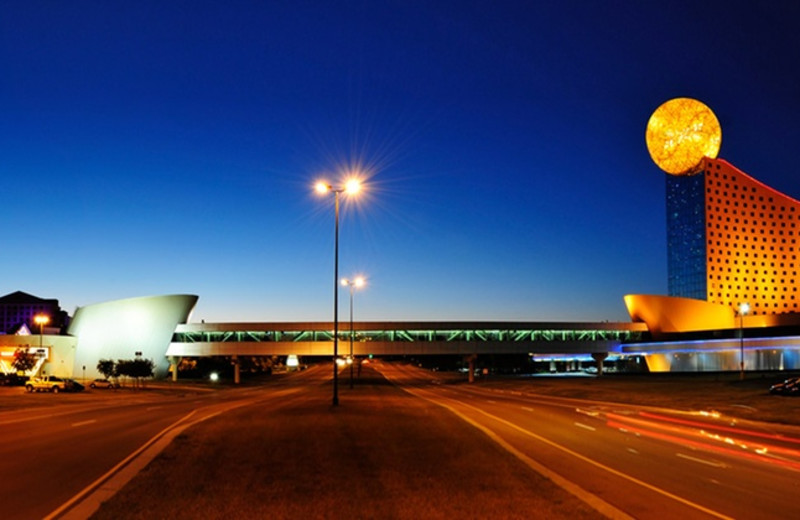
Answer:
167, 321, 647, 358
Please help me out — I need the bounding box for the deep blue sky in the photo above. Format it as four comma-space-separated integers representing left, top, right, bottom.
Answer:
2, 1, 799, 323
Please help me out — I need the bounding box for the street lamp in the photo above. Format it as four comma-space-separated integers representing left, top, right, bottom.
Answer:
342, 276, 366, 389
738, 302, 749, 380
34, 314, 50, 349
316, 178, 362, 406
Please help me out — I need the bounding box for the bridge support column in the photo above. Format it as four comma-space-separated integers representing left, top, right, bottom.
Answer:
170, 357, 181, 382
233, 355, 240, 385
467, 354, 477, 384
592, 353, 608, 376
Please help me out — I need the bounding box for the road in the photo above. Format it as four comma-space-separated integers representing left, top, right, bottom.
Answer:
4, 363, 800, 519
376, 362, 800, 520
0, 367, 330, 520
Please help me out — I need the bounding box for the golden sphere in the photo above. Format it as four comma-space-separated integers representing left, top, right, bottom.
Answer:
645, 98, 721, 175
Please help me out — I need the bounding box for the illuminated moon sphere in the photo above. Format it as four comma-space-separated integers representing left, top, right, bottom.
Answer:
645, 97, 721, 175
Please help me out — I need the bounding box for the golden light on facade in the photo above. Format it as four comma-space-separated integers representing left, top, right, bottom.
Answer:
645, 97, 721, 175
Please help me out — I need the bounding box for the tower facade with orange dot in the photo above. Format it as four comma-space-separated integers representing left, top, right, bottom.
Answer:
702, 157, 800, 315
648, 97, 800, 318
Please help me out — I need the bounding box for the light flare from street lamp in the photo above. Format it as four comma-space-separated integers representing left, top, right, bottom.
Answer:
315, 181, 331, 194
739, 303, 750, 316
342, 276, 367, 288
345, 179, 361, 195
34, 315, 50, 326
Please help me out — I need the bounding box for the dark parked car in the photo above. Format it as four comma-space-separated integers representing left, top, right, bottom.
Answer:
769, 377, 800, 396
0, 373, 26, 386
63, 379, 85, 392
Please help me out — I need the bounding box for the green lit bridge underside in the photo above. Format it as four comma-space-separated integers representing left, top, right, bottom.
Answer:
167, 321, 648, 357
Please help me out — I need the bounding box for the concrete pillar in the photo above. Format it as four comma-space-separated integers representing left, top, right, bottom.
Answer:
233, 355, 241, 385
170, 357, 181, 382
592, 353, 608, 376
467, 355, 477, 384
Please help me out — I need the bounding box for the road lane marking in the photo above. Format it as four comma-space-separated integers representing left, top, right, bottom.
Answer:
71, 420, 97, 428
487, 400, 497, 404
412, 388, 734, 520
45, 391, 299, 520
522, 406, 534, 412
676, 453, 727, 468
627, 448, 639, 455
405, 389, 634, 520
574, 422, 596, 432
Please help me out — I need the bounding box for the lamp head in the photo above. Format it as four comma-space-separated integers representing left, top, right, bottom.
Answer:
341, 276, 367, 288
344, 179, 361, 195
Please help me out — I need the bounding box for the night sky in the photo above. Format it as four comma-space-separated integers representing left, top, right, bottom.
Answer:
2, 1, 799, 323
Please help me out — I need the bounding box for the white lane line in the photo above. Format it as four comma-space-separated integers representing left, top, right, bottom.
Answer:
408, 391, 635, 520
574, 422, 596, 432
676, 453, 727, 468
71, 420, 97, 428
522, 406, 535, 412
627, 448, 639, 455
146, 406, 162, 411
427, 392, 733, 520
487, 400, 497, 404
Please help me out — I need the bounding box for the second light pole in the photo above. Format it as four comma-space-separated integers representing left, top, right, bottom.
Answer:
316, 179, 361, 406
738, 302, 749, 380
342, 276, 365, 389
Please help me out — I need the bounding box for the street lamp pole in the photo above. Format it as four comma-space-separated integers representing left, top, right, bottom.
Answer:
333, 189, 340, 405
348, 278, 353, 389
739, 303, 749, 380
34, 314, 49, 350
316, 179, 361, 406
342, 276, 365, 389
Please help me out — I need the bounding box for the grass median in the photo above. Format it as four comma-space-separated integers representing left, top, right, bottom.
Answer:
91, 367, 603, 520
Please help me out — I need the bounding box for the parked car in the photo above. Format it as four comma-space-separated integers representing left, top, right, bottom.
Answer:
26, 376, 67, 393
769, 377, 800, 396
62, 379, 85, 392
0, 373, 26, 386
89, 378, 119, 389
25, 376, 84, 393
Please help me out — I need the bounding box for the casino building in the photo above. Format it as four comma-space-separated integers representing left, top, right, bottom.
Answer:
625, 156, 800, 336
622, 98, 800, 371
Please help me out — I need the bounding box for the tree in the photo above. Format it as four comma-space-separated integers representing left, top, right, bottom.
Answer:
115, 358, 155, 389
12, 348, 38, 375
97, 359, 116, 380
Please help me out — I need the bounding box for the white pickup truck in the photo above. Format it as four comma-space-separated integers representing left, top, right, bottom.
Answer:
25, 376, 68, 393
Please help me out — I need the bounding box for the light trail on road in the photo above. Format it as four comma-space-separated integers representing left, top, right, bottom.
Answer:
376, 361, 800, 520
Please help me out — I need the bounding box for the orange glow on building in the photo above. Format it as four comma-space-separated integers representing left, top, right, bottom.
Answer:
703, 157, 800, 316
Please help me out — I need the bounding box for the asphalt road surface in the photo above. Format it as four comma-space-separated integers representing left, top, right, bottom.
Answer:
4, 363, 800, 519
376, 362, 800, 520
0, 368, 329, 520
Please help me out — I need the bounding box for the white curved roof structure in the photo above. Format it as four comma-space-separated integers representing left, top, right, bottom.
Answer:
67, 294, 198, 378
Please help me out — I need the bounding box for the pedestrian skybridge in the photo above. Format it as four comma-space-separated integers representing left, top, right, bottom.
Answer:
167, 321, 648, 358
